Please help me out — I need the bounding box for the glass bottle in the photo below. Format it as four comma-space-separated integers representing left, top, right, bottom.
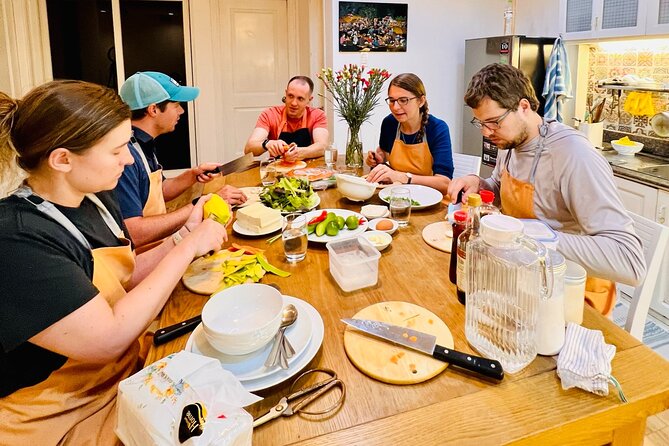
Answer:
456, 194, 482, 305
465, 214, 552, 374
449, 210, 468, 286
479, 190, 500, 218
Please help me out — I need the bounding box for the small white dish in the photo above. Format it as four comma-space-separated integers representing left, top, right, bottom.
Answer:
186, 295, 315, 383
360, 230, 392, 251
360, 204, 390, 220
367, 217, 398, 235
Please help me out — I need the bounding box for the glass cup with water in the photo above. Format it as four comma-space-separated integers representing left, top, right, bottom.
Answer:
282, 213, 308, 262
389, 187, 411, 227
260, 159, 276, 186
324, 144, 338, 169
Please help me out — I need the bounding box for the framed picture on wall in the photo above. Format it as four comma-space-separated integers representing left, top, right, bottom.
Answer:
338, 2, 407, 52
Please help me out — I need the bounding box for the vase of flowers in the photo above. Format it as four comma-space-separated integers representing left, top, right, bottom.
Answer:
318, 65, 390, 168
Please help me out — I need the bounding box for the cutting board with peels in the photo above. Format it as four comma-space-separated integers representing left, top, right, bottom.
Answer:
343, 301, 453, 385
182, 255, 228, 295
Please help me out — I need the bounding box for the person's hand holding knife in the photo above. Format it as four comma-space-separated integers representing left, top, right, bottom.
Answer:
366, 147, 386, 168
265, 140, 295, 158
282, 143, 299, 163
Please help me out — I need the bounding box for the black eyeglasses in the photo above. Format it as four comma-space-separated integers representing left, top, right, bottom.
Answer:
385, 96, 417, 106
470, 109, 512, 130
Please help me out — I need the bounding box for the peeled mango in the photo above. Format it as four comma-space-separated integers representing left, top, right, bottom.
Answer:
203, 194, 231, 225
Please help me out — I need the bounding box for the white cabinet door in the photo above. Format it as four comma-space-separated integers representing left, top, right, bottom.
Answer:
560, 0, 648, 39
651, 190, 669, 319
646, 0, 669, 34
613, 176, 658, 219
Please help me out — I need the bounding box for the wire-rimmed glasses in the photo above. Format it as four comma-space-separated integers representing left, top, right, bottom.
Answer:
470, 108, 513, 131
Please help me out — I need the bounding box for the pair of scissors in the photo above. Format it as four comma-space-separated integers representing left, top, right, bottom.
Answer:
253, 368, 346, 428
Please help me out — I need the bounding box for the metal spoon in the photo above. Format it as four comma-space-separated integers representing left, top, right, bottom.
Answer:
264, 304, 298, 368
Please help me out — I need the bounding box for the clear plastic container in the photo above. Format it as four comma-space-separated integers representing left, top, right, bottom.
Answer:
466, 214, 552, 374
326, 236, 381, 292
519, 218, 559, 250
564, 260, 587, 324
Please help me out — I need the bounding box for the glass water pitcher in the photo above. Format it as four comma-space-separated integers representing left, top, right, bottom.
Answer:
465, 214, 552, 374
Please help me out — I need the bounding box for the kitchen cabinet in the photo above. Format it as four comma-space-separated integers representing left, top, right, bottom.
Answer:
613, 175, 658, 219
651, 190, 669, 318
646, 0, 669, 34
560, 0, 648, 40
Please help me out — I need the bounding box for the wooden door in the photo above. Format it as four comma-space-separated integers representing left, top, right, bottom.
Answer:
219, 0, 290, 159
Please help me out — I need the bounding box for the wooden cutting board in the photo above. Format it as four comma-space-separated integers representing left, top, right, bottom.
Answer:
343, 301, 454, 385
182, 255, 227, 295
421, 221, 453, 253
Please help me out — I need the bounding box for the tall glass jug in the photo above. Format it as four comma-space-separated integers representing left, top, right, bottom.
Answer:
465, 214, 552, 374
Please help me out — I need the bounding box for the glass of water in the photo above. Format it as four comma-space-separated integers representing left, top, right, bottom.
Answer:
260, 159, 276, 186
389, 187, 411, 227
324, 144, 338, 169
282, 213, 308, 262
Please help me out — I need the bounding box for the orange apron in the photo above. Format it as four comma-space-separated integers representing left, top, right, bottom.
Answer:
1, 189, 139, 446
499, 124, 616, 315
388, 123, 433, 176
130, 138, 167, 253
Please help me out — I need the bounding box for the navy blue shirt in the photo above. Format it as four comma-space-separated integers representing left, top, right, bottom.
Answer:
378, 114, 454, 178
114, 127, 163, 219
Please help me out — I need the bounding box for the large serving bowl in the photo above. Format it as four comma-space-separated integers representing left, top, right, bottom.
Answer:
611, 139, 643, 156
201, 283, 283, 355
335, 174, 377, 201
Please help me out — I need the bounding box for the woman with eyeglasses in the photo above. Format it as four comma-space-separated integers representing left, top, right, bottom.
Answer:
0, 80, 227, 445
365, 73, 453, 194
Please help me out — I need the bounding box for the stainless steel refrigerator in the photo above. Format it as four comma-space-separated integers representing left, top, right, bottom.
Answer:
462, 35, 555, 177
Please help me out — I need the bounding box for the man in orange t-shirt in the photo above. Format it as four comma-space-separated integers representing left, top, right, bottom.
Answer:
244, 76, 328, 162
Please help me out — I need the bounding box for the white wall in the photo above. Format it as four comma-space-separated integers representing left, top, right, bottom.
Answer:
324, 0, 561, 156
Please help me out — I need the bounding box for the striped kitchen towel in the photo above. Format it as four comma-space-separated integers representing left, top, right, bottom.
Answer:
542, 36, 572, 123
557, 323, 626, 401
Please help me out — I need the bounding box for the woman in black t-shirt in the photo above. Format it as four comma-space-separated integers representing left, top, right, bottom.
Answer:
0, 81, 228, 445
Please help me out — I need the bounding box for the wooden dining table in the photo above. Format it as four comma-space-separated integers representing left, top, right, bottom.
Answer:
148, 160, 669, 445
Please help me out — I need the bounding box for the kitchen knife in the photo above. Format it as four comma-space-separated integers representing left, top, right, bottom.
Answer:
204, 152, 255, 175
341, 318, 504, 381
153, 315, 201, 346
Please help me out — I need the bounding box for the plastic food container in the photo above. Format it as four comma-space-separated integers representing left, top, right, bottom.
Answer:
519, 219, 559, 250
326, 236, 381, 292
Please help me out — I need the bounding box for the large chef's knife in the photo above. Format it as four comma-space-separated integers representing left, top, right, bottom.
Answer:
342, 318, 504, 381
204, 152, 255, 175
153, 315, 201, 346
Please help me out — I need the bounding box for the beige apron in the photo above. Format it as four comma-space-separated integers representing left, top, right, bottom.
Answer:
1, 190, 139, 446
387, 123, 433, 176
499, 125, 616, 316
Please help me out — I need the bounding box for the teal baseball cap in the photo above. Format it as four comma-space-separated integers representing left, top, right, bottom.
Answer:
120, 71, 200, 110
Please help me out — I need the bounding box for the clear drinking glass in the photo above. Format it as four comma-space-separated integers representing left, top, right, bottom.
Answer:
282, 213, 308, 262
324, 144, 338, 169
260, 159, 276, 186
389, 187, 411, 227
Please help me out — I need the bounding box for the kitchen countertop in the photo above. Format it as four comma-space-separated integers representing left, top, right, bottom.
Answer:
597, 145, 669, 191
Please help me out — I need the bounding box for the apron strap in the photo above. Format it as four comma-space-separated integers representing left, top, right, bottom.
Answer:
502, 120, 549, 184
129, 134, 153, 175
13, 184, 124, 249
277, 107, 308, 137
395, 122, 423, 144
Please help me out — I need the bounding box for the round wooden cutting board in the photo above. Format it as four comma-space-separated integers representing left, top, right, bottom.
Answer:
343, 301, 454, 385
421, 221, 453, 253
182, 256, 227, 295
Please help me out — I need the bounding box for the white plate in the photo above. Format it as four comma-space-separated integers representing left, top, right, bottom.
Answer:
303, 208, 368, 243
367, 217, 398, 235
378, 185, 444, 210
232, 219, 282, 236
185, 296, 315, 383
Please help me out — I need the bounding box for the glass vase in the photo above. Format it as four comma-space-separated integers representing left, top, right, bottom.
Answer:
345, 125, 363, 169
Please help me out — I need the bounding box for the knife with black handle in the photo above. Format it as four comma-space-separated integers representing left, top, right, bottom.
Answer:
153, 315, 201, 346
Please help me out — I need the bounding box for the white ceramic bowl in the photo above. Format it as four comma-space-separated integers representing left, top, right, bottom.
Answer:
360, 204, 389, 219
611, 139, 643, 156
335, 174, 378, 201
360, 230, 392, 251
201, 283, 283, 355
367, 217, 398, 235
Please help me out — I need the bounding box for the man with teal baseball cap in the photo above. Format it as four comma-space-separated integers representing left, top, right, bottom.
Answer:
115, 71, 246, 249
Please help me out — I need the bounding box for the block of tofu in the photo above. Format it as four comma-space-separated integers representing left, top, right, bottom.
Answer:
235, 202, 282, 233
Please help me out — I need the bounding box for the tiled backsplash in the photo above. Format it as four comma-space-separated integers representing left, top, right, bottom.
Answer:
586, 42, 669, 156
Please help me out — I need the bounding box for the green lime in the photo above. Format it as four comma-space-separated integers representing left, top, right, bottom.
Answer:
335, 216, 346, 230
326, 221, 340, 236
326, 212, 337, 222
315, 220, 328, 237
345, 215, 359, 230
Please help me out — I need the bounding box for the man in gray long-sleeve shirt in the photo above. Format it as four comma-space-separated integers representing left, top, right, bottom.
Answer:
449, 63, 646, 315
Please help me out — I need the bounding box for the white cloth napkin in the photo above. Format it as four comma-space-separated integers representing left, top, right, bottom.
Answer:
556, 323, 625, 401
